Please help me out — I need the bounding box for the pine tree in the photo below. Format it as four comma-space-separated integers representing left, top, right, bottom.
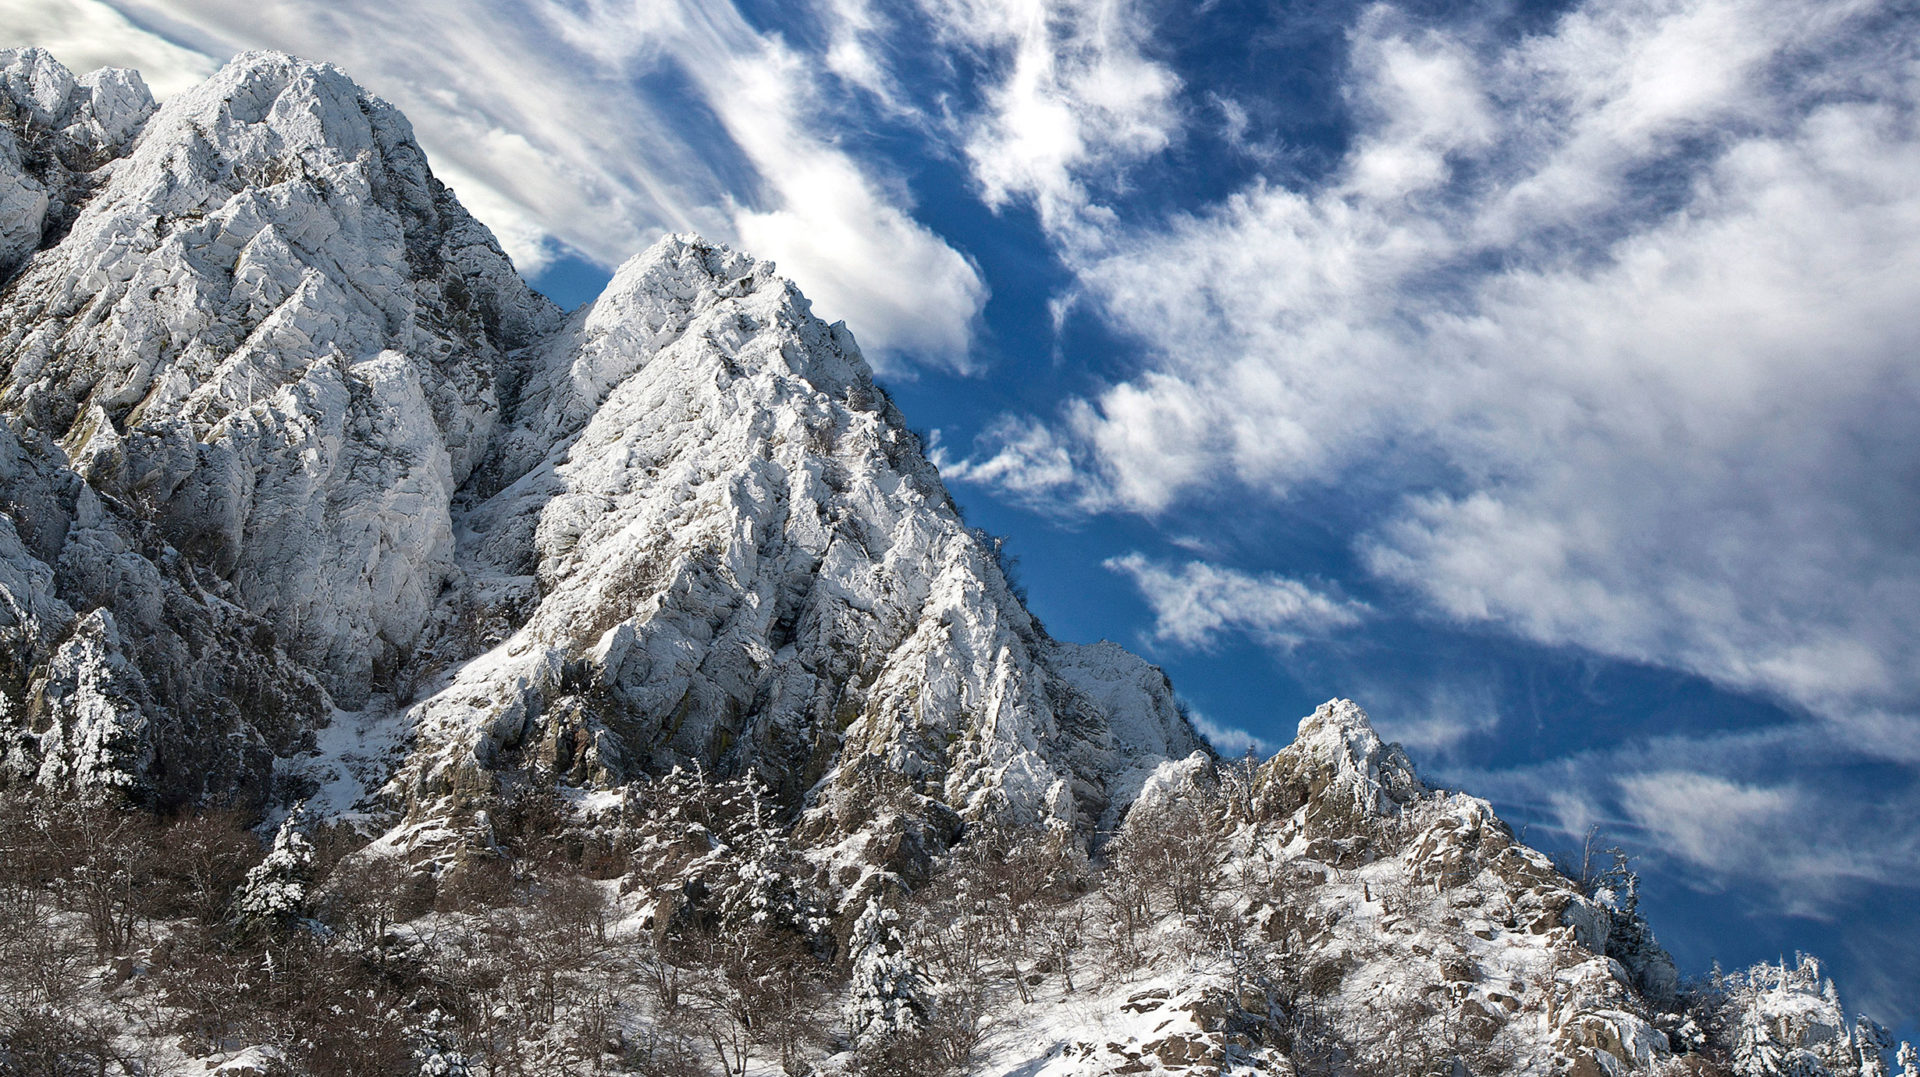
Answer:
1592, 848, 1678, 1001
1855, 1018, 1892, 1077
236, 810, 314, 934
1896, 1041, 1917, 1077
1735, 1011, 1786, 1077
845, 897, 927, 1055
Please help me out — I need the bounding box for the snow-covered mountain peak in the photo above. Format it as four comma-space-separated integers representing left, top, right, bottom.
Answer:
0, 48, 154, 276
0, 48, 1213, 849
0, 50, 1901, 1077
0, 48, 564, 812
396, 224, 1205, 856
1, 47, 150, 140
486, 233, 875, 486
1256, 698, 1425, 822
2, 47, 81, 126
152, 49, 376, 151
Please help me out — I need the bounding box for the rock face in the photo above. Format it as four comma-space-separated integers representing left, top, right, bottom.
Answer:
0, 50, 1887, 1077
398, 237, 1200, 838
1081, 701, 1708, 1077
0, 48, 154, 277
0, 48, 1202, 833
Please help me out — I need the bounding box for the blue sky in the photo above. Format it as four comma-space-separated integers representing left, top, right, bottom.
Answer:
8, 0, 1918, 1027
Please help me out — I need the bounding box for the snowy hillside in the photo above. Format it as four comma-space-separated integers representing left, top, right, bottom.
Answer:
0, 47, 1903, 1077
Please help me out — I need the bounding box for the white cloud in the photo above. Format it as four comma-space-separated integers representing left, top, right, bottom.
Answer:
912, 0, 1182, 232
814, 0, 910, 112
0, 0, 216, 96
1344, 12, 1496, 200
1186, 708, 1267, 757
48, 0, 986, 368
1615, 770, 1802, 880
1448, 719, 1920, 918
934, 414, 1104, 507
715, 40, 988, 367
1105, 552, 1366, 650
958, 0, 1920, 731
1359, 675, 1504, 764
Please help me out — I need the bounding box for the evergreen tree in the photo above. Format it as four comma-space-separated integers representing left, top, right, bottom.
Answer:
236, 809, 314, 934
1855, 1017, 1891, 1077
1896, 1041, 1917, 1077
845, 897, 927, 1055
1592, 848, 1678, 1002
1735, 1011, 1786, 1077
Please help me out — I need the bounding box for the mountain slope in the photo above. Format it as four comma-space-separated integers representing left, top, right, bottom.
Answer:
0, 47, 1896, 1077
0, 47, 1202, 842
392, 233, 1205, 868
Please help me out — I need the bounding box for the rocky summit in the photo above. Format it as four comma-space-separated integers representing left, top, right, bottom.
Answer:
0, 48, 1899, 1077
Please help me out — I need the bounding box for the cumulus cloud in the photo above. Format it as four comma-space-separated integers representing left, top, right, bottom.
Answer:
959, 0, 1920, 731
45, 0, 986, 368
1105, 552, 1366, 649
910, 0, 1183, 232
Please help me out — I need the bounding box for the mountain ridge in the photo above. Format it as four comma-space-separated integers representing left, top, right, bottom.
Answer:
0, 46, 1899, 1077
0, 45, 1205, 847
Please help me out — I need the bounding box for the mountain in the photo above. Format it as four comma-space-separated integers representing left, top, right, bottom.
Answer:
0, 48, 1897, 1077
0, 46, 1201, 843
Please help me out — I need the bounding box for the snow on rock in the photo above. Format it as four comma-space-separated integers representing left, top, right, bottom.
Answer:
0, 124, 51, 274
1129, 749, 1216, 819
0, 509, 71, 676
25, 607, 150, 792
937, 698, 1711, 1077
0, 48, 156, 276
0, 49, 546, 805
394, 233, 1205, 853
2, 48, 1202, 844
1252, 698, 1425, 832
0, 46, 1891, 1077
0, 49, 559, 708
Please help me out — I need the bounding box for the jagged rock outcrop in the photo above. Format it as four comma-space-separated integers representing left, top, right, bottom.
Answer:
0, 48, 1200, 837
393, 236, 1201, 851
0, 48, 154, 277
0, 49, 559, 710
1094, 701, 1699, 1077
0, 49, 1885, 1077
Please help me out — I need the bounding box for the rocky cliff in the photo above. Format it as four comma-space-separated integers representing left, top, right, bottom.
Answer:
0, 47, 1202, 839
0, 47, 1891, 1077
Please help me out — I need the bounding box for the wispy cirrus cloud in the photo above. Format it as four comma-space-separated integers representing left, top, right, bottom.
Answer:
1616, 770, 1805, 882
0, 0, 213, 95
1448, 721, 1920, 915
5, 0, 988, 369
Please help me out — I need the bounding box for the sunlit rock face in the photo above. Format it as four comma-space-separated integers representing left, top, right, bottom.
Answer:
399, 234, 1204, 842
0, 48, 1891, 1077
0, 49, 1203, 834
0, 49, 558, 713
0, 48, 155, 278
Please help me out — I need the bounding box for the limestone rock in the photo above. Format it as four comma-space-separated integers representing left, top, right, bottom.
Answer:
0, 50, 1201, 838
